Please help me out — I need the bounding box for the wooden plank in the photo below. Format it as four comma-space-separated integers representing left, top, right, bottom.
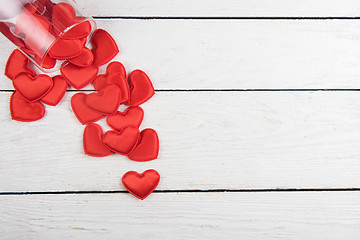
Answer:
1, 91, 360, 192
1, 192, 360, 239
2, 19, 360, 90
77, 0, 360, 18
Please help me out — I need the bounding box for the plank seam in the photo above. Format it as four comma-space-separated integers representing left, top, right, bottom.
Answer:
93, 16, 360, 20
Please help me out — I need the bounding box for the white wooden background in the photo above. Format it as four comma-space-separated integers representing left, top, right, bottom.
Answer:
1, 0, 360, 239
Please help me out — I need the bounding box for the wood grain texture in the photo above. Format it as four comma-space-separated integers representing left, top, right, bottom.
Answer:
2, 19, 360, 90
1, 192, 360, 239
1, 91, 360, 192
77, 0, 360, 17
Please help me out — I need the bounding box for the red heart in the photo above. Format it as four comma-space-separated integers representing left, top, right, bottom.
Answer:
122, 170, 160, 200
5, 50, 36, 80
35, 54, 57, 70
93, 73, 129, 103
0, 22, 26, 48
91, 29, 119, 66
93, 61, 126, 90
103, 127, 140, 155
13, 73, 53, 102
68, 47, 93, 67
106, 106, 144, 131
52, 3, 91, 39
61, 63, 99, 90
128, 70, 155, 106
10, 91, 45, 122
41, 75, 68, 106
48, 38, 84, 60
85, 84, 122, 115
128, 129, 159, 162
71, 93, 105, 125
83, 123, 113, 157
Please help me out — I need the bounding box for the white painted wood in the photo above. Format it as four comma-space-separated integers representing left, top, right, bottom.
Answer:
1, 91, 360, 192
2, 19, 360, 90
77, 0, 360, 18
1, 192, 360, 239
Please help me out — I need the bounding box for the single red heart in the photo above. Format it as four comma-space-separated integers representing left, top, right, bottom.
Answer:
122, 170, 160, 200
52, 3, 91, 39
68, 47, 93, 67
13, 73, 53, 102
85, 84, 122, 115
71, 93, 105, 125
35, 53, 57, 69
93, 73, 129, 103
93, 61, 127, 90
83, 123, 113, 157
128, 129, 159, 162
41, 75, 68, 106
48, 38, 84, 60
61, 63, 99, 90
5, 50, 36, 80
103, 127, 140, 155
128, 70, 155, 106
91, 29, 119, 66
10, 91, 45, 122
106, 106, 144, 131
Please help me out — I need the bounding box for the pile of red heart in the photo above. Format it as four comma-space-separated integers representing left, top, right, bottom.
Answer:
4, 1, 160, 200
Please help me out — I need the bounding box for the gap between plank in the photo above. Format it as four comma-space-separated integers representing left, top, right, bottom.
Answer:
93, 16, 360, 20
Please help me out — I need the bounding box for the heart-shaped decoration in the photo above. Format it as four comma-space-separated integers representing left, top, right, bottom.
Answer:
128, 129, 159, 161
103, 127, 140, 155
0, 22, 26, 48
93, 73, 129, 103
71, 93, 105, 125
128, 70, 155, 106
68, 47, 93, 67
61, 63, 99, 90
52, 3, 91, 39
91, 29, 119, 66
35, 53, 56, 70
85, 84, 122, 115
83, 123, 113, 157
122, 170, 160, 200
106, 106, 144, 131
41, 75, 68, 106
106, 61, 127, 78
48, 38, 84, 60
5, 50, 36, 80
13, 73, 53, 102
10, 91, 45, 122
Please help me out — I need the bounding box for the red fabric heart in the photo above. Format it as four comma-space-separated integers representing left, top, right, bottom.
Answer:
85, 84, 122, 115
10, 91, 45, 122
41, 75, 68, 106
61, 63, 99, 90
106, 61, 127, 78
48, 38, 84, 60
0, 23, 26, 48
52, 3, 91, 39
128, 129, 159, 162
35, 54, 57, 69
13, 73, 53, 102
71, 93, 105, 125
128, 70, 155, 106
122, 170, 160, 200
106, 106, 144, 131
5, 50, 36, 80
68, 47, 93, 67
93, 73, 129, 103
103, 127, 140, 155
91, 29, 119, 66
83, 123, 113, 157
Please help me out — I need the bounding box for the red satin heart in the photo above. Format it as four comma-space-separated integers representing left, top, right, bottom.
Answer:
61, 63, 99, 90
68, 47, 93, 67
85, 84, 122, 115
52, 3, 91, 39
91, 29, 119, 66
71, 93, 105, 125
103, 127, 140, 155
128, 129, 159, 162
48, 38, 83, 60
41, 75, 68, 106
128, 70, 155, 106
93, 73, 129, 103
13, 73, 53, 102
83, 123, 113, 157
106, 106, 144, 131
10, 91, 45, 122
93, 61, 127, 90
0, 22, 26, 48
35, 54, 56, 69
122, 170, 160, 200
5, 50, 36, 80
